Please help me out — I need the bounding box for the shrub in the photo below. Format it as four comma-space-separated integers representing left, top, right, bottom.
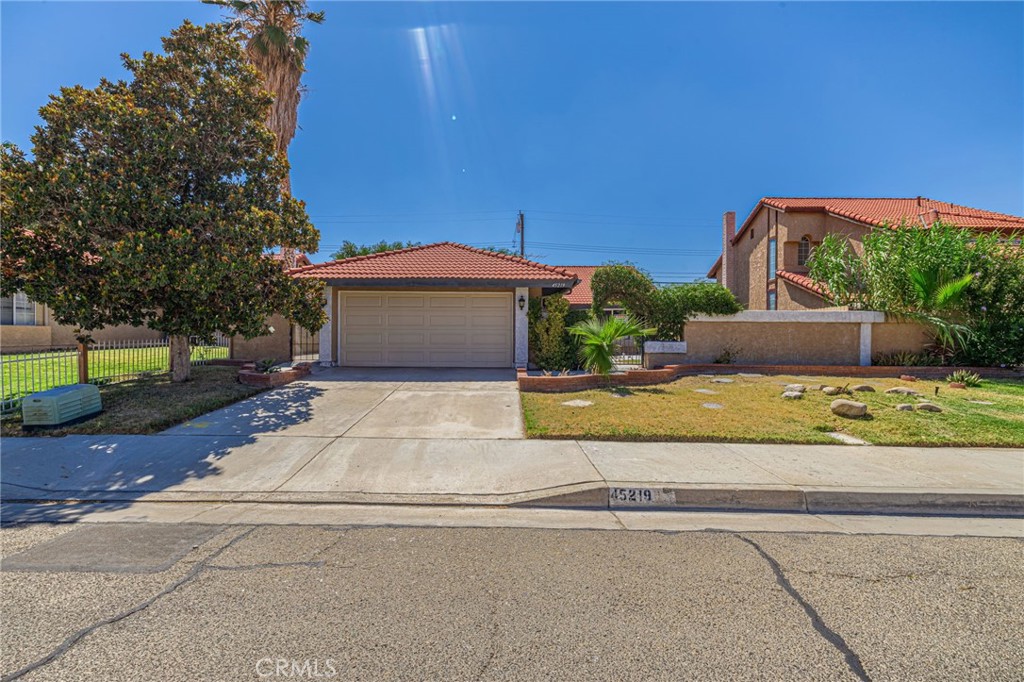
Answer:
946, 370, 981, 387
872, 351, 942, 367
528, 295, 588, 371
255, 358, 280, 374
808, 222, 1024, 367
590, 264, 741, 340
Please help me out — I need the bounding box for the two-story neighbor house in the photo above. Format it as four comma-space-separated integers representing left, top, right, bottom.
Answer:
708, 197, 1024, 311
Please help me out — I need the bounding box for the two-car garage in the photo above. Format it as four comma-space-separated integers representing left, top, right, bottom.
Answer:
339, 291, 513, 368
290, 242, 579, 369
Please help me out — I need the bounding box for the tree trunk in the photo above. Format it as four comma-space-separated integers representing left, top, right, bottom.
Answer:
169, 335, 191, 383
277, 163, 297, 269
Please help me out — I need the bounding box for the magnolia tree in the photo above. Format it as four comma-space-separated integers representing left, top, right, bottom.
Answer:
0, 22, 326, 381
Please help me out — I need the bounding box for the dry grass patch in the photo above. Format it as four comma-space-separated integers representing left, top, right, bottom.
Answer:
1, 366, 262, 436
521, 374, 1024, 446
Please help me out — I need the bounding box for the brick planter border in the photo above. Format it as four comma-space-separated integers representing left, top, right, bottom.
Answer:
238, 363, 312, 388
517, 364, 1020, 393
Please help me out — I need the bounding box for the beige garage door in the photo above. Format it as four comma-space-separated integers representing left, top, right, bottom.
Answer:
340, 291, 513, 368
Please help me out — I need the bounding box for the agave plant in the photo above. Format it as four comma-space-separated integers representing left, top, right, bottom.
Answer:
568, 316, 655, 377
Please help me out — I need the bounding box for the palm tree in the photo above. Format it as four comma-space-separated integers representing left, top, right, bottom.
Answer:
568, 316, 656, 377
907, 266, 975, 351
206, 0, 325, 266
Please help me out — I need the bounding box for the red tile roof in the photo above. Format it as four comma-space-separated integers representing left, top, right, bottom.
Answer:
270, 252, 311, 267
733, 196, 1024, 244
776, 270, 828, 298
291, 242, 578, 283
558, 265, 600, 306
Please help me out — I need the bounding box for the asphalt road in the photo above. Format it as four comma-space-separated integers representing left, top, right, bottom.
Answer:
2, 522, 1022, 681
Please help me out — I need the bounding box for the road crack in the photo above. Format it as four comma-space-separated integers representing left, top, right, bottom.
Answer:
1, 526, 258, 682
736, 534, 871, 681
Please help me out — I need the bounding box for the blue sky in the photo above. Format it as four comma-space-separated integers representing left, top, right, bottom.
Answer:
2, 1, 1022, 280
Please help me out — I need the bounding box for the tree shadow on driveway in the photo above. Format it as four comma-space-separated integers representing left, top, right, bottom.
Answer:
1, 385, 327, 526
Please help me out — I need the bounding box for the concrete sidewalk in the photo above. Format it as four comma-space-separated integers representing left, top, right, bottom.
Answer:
2, 434, 1021, 517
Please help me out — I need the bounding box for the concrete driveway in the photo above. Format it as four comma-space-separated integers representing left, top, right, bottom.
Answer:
163, 367, 524, 440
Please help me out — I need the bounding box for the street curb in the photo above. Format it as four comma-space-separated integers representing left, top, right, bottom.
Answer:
4, 481, 1022, 517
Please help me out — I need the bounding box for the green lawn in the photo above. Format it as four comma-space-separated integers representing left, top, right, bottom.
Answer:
1, 343, 228, 405
1, 366, 260, 436
521, 374, 1024, 446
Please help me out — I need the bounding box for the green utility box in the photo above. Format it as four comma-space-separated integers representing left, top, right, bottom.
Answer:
22, 384, 102, 426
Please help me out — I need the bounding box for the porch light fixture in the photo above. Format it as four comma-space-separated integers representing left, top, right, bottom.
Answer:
518, 294, 526, 311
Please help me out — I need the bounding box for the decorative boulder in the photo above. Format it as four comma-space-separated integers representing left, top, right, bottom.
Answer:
895, 403, 915, 412
949, 382, 966, 389
822, 386, 844, 396
711, 378, 735, 384
917, 403, 943, 413
885, 387, 920, 396
851, 384, 876, 392
830, 399, 868, 418
781, 391, 804, 400
900, 375, 918, 382
784, 384, 806, 393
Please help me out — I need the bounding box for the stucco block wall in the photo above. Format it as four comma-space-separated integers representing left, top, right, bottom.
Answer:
872, 321, 932, 357
777, 281, 832, 310
682, 320, 863, 365
0, 325, 52, 353
50, 323, 164, 347
231, 313, 292, 362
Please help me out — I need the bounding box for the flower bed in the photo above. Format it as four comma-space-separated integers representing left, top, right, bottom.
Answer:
518, 364, 1020, 393
238, 362, 312, 388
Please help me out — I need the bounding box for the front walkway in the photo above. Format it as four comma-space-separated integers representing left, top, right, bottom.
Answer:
162, 367, 524, 440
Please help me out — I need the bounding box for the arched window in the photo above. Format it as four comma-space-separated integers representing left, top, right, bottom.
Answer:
797, 236, 812, 266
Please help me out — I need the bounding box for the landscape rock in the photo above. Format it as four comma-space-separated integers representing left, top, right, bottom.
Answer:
917, 403, 943, 413
693, 389, 718, 395
711, 378, 735, 384
900, 375, 918, 382
561, 400, 593, 408
895, 403, 915, 412
885, 387, 920, 396
781, 391, 804, 400
949, 382, 966, 389
701, 402, 724, 409
822, 386, 844, 396
783, 384, 806, 393
830, 399, 868, 418
851, 384, 876, 392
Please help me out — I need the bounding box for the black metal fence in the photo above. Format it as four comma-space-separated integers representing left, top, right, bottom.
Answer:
291, 325, 320, 363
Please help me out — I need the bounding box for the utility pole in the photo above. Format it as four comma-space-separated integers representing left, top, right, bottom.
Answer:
517, 211, 525, 257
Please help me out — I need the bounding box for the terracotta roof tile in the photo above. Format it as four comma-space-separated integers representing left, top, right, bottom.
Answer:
776, 270, 828, 297
734, 197, 1023, 244
291, 242, 578, 283
557, 265, 600, 306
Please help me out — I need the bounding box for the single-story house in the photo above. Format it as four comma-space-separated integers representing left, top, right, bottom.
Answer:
291, 242, 579, 368
708, 197, 1024, 311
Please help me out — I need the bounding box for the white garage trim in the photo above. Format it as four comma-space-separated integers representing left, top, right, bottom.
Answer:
338, 290, 514, 368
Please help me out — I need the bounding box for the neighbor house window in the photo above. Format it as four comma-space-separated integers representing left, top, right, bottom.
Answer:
768, 291, 777, 310
797, 236, 812, 266
0, 292, 36, 325
767, 238, 777, 280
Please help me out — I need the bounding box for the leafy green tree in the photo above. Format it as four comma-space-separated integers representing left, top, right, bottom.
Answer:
569, 316, 655, 377
0, 21, 326, 382
589, 264, 741, 339
808, 222, 1024, 365
331, 240, 421, 260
